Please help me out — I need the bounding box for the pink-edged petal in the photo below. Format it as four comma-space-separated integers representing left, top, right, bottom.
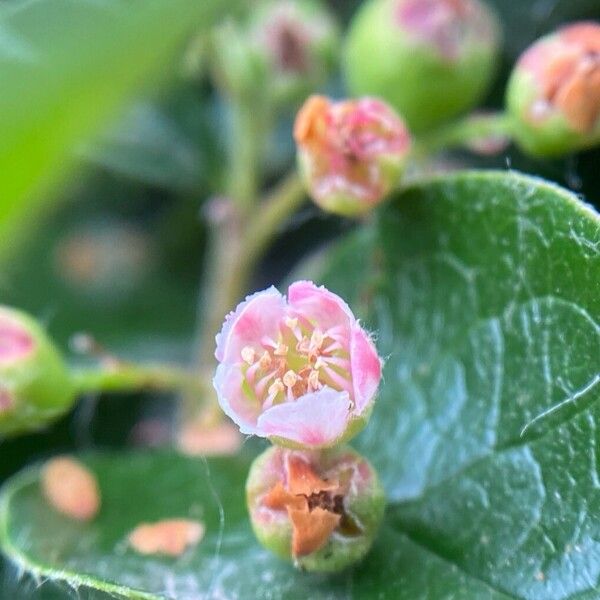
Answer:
287, 281, 355, 331
257, 387, 352, 448
350, 325, 382, 414
215, 287, 286, 363
213, 363, 260, 435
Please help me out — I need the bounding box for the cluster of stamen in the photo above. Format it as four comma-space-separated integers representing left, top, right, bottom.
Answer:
240, 315, 351, 411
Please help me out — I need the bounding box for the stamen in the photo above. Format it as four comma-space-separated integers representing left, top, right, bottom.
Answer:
241, 346, 256, 365
263, 378, 285, 409
309, 329, 324, 353
283, 370, 298, 388
274, 343, 289, 357
296, 337, 310, 355
259, 351, 272, 371
308, 369, 321, 391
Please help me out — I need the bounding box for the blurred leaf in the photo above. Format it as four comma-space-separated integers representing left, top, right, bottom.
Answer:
1, 450, 509, 599
0, 0, 234, 251
3, 171, 600, 598
79, 87, 224, 194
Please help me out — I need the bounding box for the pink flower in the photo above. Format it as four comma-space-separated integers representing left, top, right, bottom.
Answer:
214, 281, 382, 449
294, 96, 411, 217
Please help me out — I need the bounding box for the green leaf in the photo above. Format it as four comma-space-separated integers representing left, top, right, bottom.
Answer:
317, 171, 600, 598
2, 171, 600, 598
0, 450, 509, 599
0, 0, 232, 250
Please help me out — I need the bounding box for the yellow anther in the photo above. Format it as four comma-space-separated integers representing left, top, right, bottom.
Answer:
283, 370, 298, 388
274, 343, 289, 357
259, 351, 272, 370
268, 378, 285, 397
241, 346, 256, 365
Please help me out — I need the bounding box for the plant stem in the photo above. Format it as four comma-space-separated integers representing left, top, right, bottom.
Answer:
71, 362, 205, 397
413, 112, 515, 156
227, 99, 266, 214
187, 171, 306, 420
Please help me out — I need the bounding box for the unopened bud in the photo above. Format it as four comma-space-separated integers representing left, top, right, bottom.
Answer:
211, 1, 338, 107
246, 446, 385, 572
0, 306, 76, 437
344, 0, 501, 132
250, 0, 339, 106
506, 22, 600, 157
294, 95, 411, 216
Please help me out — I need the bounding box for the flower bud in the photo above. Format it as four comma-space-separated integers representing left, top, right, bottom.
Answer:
249, 0, 339, 106
506, 22, 600, 157
0, 306, 75, 436
211, 1, 338, 107
213, 281, 382, 450
344, 0, 501, 132
246, 445, 385, 572
294, 96, 411, 216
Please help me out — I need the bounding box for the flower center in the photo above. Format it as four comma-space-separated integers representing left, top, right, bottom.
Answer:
241, 315, 351, 411
0, 316, 35, 365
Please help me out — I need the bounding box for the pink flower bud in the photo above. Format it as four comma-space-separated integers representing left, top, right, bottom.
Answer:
294, 95, 411, 217
507, 22, 600, 156
213, 281, 382, 449
0, 306, 75, 437
246, 445, 385, 572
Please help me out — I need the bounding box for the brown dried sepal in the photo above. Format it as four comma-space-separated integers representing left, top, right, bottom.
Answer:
263, 455, 348, 558
42, 456, 100, 522
293, 95, 329, 147
128, 519, 205, 557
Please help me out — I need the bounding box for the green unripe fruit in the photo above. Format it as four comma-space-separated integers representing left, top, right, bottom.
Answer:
344, 0, 501, 132
246, 445, 385, 572
506, 22, 600, 157
0, 306, 76, 437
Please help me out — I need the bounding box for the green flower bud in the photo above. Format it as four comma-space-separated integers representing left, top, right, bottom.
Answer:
249, 0, 339, 107
0, 306, 75, 437
211, 1, 339, 107
344, 0, 501, 132
246, 445, 385, 573
506, 22, 600, 157
294, 95, 411, 217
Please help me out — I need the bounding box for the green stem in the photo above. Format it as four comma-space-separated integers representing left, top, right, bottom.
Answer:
230, 171, 306, 291
227, 99, 266, 214
413, 112, 515, 156
71, 362, 205, 397
187, 171, 306, 420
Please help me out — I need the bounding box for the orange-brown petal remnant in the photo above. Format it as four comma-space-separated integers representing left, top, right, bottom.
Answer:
293, 95, 329, 147
263, 455, 344, 557
42, 456, 101, 522
128, 519, 205, 557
